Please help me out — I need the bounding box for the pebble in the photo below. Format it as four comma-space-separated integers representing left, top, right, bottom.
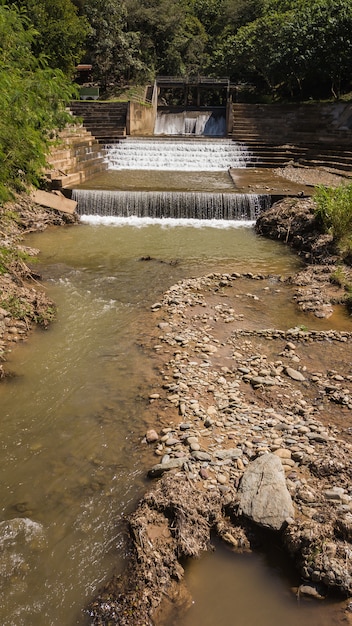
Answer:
145, 272, 352, 596
146, 429, 159, 443
285, 367, 306, 382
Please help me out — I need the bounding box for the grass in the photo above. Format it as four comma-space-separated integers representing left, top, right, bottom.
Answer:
314, 183, 352, 262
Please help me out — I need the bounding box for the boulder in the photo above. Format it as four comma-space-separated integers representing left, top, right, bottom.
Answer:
237, 453, 294, 531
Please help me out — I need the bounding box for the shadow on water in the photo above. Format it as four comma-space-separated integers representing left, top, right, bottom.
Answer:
170, 537, 346, 626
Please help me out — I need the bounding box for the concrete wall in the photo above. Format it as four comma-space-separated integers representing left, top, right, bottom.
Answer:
127, 98, 157, 136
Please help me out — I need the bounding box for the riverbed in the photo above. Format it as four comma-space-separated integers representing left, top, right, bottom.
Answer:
0, 217, 351, 625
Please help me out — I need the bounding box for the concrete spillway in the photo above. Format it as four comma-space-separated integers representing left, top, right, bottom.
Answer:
104, 138, 250, 171
72, 189, 269, 220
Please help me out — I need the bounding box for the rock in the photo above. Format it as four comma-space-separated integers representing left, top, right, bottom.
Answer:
215, 448, 242, 460
199, 467, 209, 480
237, 453, 295, 530
146, 429, 159, 443
324, 487, 345, 501
148, 457, 188, 478
273, 448, 292, 460
192, 451, 212, 462
298, 584, 325, 599
250, 376, 278, 387
285, 367, 306, 382
165, 437, 179, 446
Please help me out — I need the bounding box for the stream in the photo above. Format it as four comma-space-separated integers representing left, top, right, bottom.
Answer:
0, 138, 350, 624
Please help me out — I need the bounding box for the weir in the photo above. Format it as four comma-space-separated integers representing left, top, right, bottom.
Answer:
72, 134, 269, 220
72, 189, 269, 220
104, 138, 250, 171
154, 110, 226, 136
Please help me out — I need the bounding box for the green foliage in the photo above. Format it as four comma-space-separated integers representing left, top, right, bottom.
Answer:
124, 0, 208, 78
0, 293, 31, 320
314, 184, 352, 260
230, 0, 352, 98
42, 0, 352, 99
7, 0, 90, 75
0, 244, 33, 275
330, 265, 348, 287
0, 4, 77, 199
83, 0, 146, 87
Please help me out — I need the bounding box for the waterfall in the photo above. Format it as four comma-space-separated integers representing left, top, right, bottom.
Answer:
154, 111, 226, 136
72, 189, 270, 220
104, 138, 250, 171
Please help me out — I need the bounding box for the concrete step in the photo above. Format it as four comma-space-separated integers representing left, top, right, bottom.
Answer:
49, 162, 107, 189
48, 155, 106, 175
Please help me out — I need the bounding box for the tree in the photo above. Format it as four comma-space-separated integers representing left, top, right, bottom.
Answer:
229, 0, 352, 98
125, 0, 207, 77
0, 4, 77, 201
7, 0, 90, 75
83, 0, 146, 87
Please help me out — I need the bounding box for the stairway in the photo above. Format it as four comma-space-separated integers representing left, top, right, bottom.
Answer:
231, 103, 352, 175
47, 126, 107, 188
69, 101, 128, 143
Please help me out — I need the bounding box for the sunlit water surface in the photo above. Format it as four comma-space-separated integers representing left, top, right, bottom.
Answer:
0, 220, 349, 625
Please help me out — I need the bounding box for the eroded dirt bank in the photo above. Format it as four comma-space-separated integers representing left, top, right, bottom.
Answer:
88, 192, 352, 624
0, 193, 77, 378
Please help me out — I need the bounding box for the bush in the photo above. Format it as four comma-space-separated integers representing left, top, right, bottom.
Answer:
0, 5, 77, 202
313, 184, 352, 260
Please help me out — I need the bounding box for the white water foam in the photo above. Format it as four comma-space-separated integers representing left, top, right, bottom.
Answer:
104, 138, 250, 171
79, 215, 255, 228
154, 111, 226, 136
72, 189, 267, 220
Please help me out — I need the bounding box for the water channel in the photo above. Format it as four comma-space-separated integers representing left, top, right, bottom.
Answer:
0, 140, 350, 625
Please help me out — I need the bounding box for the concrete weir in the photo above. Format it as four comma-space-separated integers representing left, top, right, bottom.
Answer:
47, 81, 352, 195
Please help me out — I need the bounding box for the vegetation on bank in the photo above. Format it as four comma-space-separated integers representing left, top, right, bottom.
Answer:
314, 184, 352, 263
0, 4, 78, 203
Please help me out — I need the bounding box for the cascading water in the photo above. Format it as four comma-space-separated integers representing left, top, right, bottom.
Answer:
72, 189, 269, 220
154, 111, 227, 136
73, 135, 270, 221
104, 138, 250, 171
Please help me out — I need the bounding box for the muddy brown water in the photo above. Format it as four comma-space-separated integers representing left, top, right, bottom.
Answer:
0, 214, 351, 621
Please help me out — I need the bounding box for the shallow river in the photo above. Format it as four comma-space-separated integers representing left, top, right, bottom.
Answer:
0, 218, 349, 625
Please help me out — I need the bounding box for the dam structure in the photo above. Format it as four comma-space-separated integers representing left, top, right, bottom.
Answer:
49, 77, 352, 192
68, 76, 270, 221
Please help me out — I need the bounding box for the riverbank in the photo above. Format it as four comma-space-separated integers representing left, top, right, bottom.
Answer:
0, 192, 77, 378
87, 185, 352, 625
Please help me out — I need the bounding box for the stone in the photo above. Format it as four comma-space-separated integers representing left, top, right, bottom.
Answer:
285, 367, 306, 382
148, 457, 188, 478
237, 453, 295, 531
298, 584, 325, 600
250, 376, 278, 387
146, 429, 159, 443
199, 467, 209, 480
192, 451, 212, 462
324, 487, 345, 501
165, 437, 179, 446
215, 448, 242, 460
273, 448, 291, 460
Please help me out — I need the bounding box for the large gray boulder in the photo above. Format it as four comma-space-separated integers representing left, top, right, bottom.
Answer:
237, 453, 294, 531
